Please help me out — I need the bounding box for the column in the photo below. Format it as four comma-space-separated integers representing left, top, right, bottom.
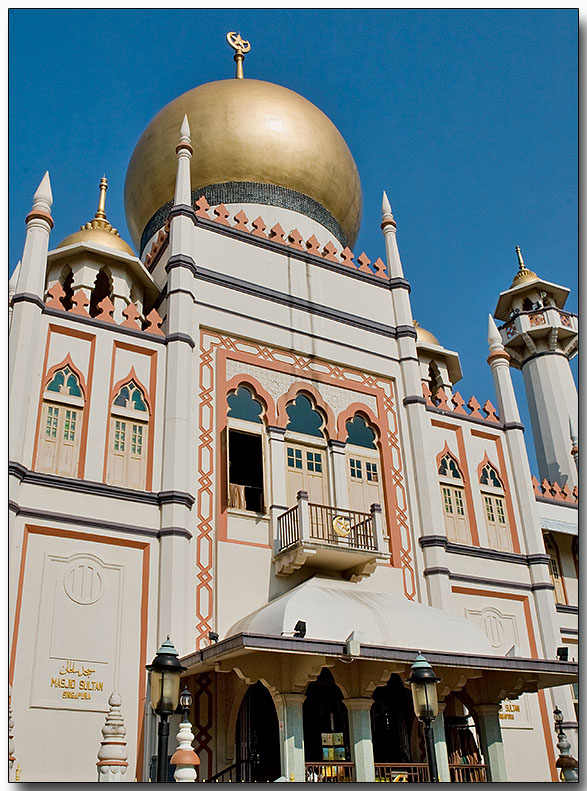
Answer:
275, 693, 306, 782
344, 698, 375, 783
267, 426, 288, 551
431, 706, 451, 783
328, 440, 350, 510
474, 704, 507, 782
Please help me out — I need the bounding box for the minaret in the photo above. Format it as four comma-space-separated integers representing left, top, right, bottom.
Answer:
494, 247, 578, 488
381, 191, 453, 609
157, 116, 197, 653
9, 172, 54, 465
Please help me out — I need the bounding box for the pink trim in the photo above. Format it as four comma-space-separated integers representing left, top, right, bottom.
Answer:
110, 366, 152, 415
435, 442, 464, 477
477, 451, 503, 486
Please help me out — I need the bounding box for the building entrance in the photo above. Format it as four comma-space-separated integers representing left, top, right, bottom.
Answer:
236, 681, 281, 782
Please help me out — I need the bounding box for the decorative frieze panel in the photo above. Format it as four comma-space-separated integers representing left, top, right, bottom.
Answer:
225, 359, 378, 420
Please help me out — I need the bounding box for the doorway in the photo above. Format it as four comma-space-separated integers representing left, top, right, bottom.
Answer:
236, 681, 281, 782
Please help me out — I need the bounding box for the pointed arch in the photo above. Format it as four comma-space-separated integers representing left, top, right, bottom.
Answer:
276, 382, 336, 437
436, 443, 464, 479
225, 373, 276, 425
89, 267, 113, 318
41, 353, 87, 399
110, 366, 151, 415
477, 452, 504, 488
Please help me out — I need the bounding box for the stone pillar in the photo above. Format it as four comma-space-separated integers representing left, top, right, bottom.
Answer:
275, 693, 306, 782
431, 706, 451, 783
474, 704, 507, 782
297, 490, 311, 542
267, 426, 288, 550
96, 692, 128, 782
157, 119, 198, 652
171, 719, 200, 782
9, 172, 53, 468
380, 190, 452, 609
487, 315, 560, 659
329, 440, 350, 511
344, 698, 375, 783
370, 503, 386, 553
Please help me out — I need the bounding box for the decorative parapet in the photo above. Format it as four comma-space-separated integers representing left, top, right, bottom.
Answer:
532, 476, 578, 506
192, 195, 389, 280
44, 283, 164, 336
422, 383, 500, 424
144, 218, 170, 270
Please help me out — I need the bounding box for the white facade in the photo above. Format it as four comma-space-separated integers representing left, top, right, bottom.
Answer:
8, 67, 577, 784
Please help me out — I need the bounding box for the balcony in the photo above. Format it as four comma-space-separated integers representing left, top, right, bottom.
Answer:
375, 763, 488, 783
274, 491, 390, 581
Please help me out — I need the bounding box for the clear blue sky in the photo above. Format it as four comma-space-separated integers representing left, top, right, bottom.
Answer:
9, 9, 577, 476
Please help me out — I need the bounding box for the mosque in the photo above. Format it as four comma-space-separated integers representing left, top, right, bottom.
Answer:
9, 32, 578, 783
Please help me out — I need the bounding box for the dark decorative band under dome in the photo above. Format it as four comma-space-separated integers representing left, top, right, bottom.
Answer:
140, 181, 348, 254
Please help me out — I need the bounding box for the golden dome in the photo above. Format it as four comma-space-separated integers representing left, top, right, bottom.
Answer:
58, 178, 135, 256
124, 78, 362, 252
413, 320, 440, 346
510, 245, 538, 287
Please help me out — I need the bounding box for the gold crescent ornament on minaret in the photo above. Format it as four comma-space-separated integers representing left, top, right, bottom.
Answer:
227, 31, 251, 79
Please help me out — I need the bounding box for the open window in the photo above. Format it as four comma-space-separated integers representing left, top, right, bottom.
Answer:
107, 379, 149, 490
544, 533, 566, 604
226, 386, 266, 513
37, 364, 84, 477
479, 461, 512, 551
438, 451, 470, 544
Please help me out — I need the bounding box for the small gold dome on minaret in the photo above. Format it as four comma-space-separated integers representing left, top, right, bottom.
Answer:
413, 320, 440, 346
510, 245, 538, 287
57, 177, 135, 255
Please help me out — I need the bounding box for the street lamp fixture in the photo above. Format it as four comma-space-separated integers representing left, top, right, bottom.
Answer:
552, 706, 578, 782
146, 637, 186, 782
179, 687, 193, 722
408, 653, 441, 783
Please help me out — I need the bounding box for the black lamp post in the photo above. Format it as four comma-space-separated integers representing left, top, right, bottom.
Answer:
146, 638, 186, 783
408, 653, 441, 783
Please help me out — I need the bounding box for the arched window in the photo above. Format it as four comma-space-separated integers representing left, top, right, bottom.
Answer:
544, 533, 566, 604
428, 361, 442, 397
438, 452, 470, 544
89, 269, 113, 318
37, 364, 84, 477
107, 379, 149, 490
284, 394, 328, 506
226, 386, 265, 513
59, 267, 74, 311
479, 462, 512, 551
345, 415, 383, 515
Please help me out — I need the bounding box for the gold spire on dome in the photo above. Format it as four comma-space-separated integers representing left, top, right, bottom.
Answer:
511, 245, 538, 287
227, 31, 251, 79
57, 177, 134, 255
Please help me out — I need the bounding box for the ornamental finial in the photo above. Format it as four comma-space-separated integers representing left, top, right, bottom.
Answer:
515, 245, 525, 270
227, 31, 251, 79
511, 244, 538, 287
95, 176, 108, 220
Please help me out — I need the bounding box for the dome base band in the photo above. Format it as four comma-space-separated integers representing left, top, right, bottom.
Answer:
140, 181, 348, 255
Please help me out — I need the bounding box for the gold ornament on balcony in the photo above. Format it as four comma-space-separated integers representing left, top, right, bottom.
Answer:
332, 515, 352, 537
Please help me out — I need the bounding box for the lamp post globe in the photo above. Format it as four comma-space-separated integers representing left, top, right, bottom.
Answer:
179, 687, 193, 722
146, 638, 186, 782
408, 653, 441, 783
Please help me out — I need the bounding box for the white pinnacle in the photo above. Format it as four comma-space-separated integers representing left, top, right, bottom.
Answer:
9, 261, 21, 295
179, 114, 191, 144
32, 171, 53, 213
381, 190, 393, 218
569, 416, 578, 445
487, 314, 504, 352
